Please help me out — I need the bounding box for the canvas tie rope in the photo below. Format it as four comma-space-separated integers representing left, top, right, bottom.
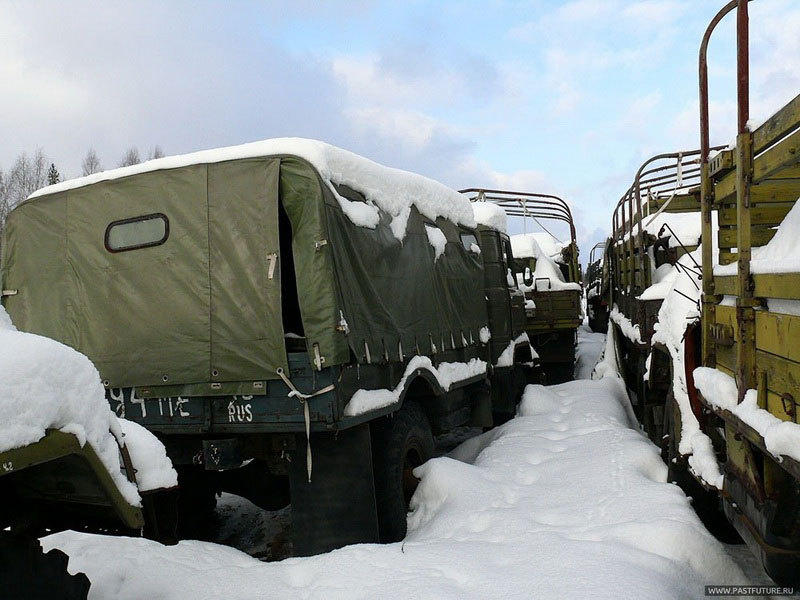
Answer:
276, 368, 334, 483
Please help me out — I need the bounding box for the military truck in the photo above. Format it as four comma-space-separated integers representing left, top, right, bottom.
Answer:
1, 140, 534, 555
462, 189, 582, 383
585, 241, 610, 333
606, 148, 714, 441
602, 1, 800, 584
687, 1, 800, 584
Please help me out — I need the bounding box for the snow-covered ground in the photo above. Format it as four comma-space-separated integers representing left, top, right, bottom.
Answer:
573, 323, 605, 380
40, 326, 755, 599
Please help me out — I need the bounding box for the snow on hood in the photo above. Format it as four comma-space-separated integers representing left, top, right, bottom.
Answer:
0, 306, 178, 503
511, 233, 581, 292
513, 232, 568, 262
471, 202, 507, 233
0, 306, 141, 505
26, 138, 476, 235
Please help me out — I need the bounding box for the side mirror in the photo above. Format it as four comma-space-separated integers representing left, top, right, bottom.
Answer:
523, 266, 534, 287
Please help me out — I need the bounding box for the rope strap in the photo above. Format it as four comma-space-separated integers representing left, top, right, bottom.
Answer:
276, 368, 335, 483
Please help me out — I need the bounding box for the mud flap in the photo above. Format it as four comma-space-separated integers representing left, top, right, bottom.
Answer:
290, 423, 379, 556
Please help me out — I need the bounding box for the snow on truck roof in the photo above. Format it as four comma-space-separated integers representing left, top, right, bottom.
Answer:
471, 202, 508, 233
27, 137, 477, 231
511, 232, 567, 261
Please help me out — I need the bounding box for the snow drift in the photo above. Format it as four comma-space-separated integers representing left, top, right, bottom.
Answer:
44, 375, 742, 599
0, 305, 176, 502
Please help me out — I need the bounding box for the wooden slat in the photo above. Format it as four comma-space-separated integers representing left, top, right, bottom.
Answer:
756, 311, 800, 363
718, 226, 776, 248
753, 273, 800, 300
754, 92, 800, 155
715, 347, 736, 375
714, 273, 800, 300
756, 351, 800, 423
714, 176, 800, 205
710, 148, 735, 178
753, 127, 800, 183
714, 276, 737, 296
718, 202, 793, 226
644, 194, 701, 215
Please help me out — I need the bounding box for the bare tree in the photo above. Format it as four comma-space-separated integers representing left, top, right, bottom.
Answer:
81, 148, 102, 175
118, 147, 141, 167
148, 145, 164, 160
7, 149, 49, 207
0, 149, 49, 248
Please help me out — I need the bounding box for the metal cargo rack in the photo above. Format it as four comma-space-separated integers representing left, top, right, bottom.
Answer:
461, 188, 581, 284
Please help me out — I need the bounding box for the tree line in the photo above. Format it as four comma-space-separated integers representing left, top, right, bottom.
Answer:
0, 145, 164, 243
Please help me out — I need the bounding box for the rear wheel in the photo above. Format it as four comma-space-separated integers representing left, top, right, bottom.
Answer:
0, 532, 90, 600
175, 466, 218, 540
371, 401, 435, 542
545, 362, 574, 384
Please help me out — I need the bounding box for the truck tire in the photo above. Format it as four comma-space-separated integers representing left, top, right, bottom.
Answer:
545, 362, 574, 385
0, 532, 90, 600
176, 466, 218, 540
371, 400, 435, 543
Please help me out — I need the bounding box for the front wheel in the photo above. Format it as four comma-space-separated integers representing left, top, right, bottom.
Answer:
371, 401, 435, 542
0, 532, 90, 600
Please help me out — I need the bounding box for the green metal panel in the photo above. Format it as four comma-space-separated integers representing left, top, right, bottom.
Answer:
0, 430, 144, 530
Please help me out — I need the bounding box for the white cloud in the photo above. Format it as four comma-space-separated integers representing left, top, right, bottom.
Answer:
616, 91, 663, 138
621, 1, 688, 29
345, 107, 446, 151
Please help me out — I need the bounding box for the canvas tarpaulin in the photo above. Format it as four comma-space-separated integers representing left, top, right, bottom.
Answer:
321, 183, 486, 364
2, 160, 296, 387
1, 153, 487, 390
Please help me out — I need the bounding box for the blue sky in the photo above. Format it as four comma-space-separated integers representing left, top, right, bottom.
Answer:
2, 0, 798, 261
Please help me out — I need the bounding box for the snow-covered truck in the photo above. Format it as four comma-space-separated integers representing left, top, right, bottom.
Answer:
606, 148, 714, 442
603, 2, 800, 585
0, 307, 178, 599
585, 240, 610, 333
463, 189, 582, 383
0, 139, 534, 555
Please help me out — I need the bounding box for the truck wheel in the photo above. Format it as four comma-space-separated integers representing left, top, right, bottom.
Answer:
176, 466, 218, 540
371, 401, 435, 543
0, 532, 90, 600
545, 362, 574, 385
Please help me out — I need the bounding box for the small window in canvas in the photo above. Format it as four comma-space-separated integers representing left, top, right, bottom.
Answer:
105, 213, 169, 253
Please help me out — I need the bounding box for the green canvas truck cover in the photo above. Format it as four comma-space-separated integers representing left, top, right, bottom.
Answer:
1, 138, 487, 391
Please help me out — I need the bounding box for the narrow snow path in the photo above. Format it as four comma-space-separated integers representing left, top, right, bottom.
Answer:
43, 331, 744, 599
574, 323, 605, 380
